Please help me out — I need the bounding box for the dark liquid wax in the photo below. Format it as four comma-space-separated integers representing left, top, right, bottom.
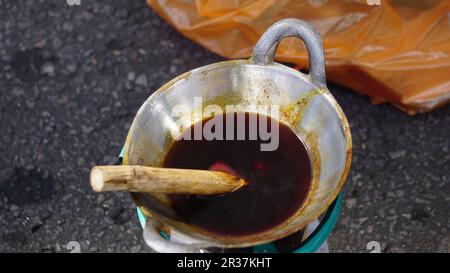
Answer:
164, 112, 312, 236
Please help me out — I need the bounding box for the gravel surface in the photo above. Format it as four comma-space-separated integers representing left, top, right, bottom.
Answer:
0, 0, 448, 253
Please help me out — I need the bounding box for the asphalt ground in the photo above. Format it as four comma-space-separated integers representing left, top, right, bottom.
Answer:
0, 0, 448, 252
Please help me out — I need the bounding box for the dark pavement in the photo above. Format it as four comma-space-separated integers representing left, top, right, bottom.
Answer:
0, 0, 448, 253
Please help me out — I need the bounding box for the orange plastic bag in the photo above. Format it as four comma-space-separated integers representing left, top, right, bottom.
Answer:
147, 0, 450, 114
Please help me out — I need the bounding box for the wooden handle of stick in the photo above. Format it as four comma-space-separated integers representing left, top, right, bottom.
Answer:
90, 165, 247, 195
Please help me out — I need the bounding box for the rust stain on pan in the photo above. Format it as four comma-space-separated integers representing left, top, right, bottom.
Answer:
280, 88, 321, 126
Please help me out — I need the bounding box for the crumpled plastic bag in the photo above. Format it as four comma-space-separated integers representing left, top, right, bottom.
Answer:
147, 0, 450, 114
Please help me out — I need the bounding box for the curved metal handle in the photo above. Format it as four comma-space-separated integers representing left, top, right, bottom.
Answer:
251, 18, 326, 87
143, 219, 215, 253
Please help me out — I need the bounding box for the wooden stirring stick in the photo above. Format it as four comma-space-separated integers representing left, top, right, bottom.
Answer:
90, 165, 247, 195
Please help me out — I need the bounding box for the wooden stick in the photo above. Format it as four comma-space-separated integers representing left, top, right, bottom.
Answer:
90, 165, 247, 195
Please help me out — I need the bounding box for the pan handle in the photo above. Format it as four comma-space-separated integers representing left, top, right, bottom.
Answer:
251, 18, 326, 88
